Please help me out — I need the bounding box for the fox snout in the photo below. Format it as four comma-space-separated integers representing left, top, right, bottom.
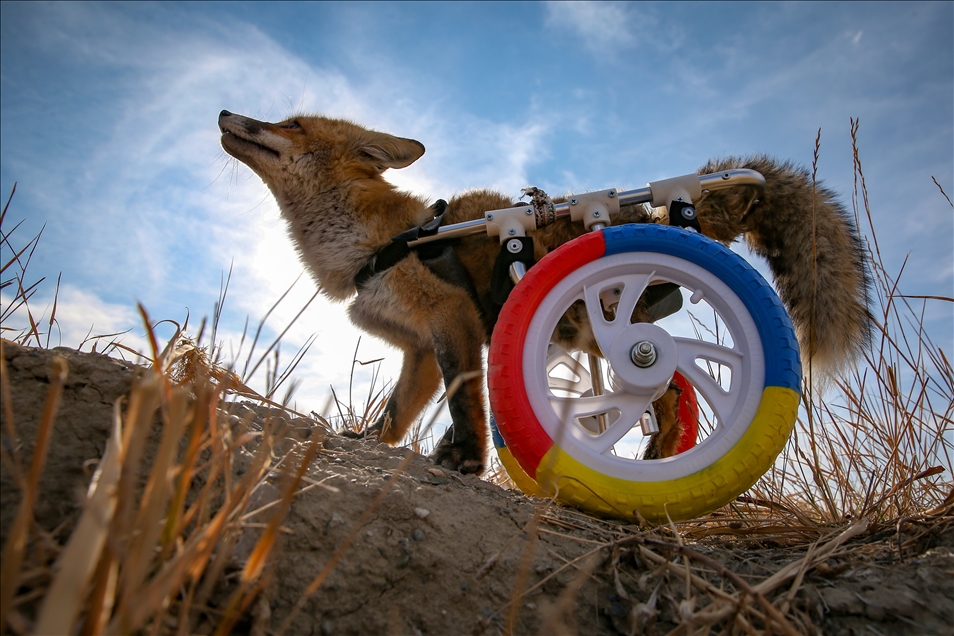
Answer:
219, 111, 294, 181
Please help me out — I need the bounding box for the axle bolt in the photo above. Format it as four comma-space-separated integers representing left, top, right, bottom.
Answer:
630, 341, 657, 368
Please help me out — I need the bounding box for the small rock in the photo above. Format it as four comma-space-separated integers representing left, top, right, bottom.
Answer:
413, 529, 426, 541
428, 467, 446, 478
414, 507, 430, 519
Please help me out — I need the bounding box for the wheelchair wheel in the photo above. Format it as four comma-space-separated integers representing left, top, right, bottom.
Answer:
488, 224, 801, 523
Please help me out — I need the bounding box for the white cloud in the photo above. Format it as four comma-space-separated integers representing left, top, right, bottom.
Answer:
544, 1, 639, 52
1, 284, 147, 356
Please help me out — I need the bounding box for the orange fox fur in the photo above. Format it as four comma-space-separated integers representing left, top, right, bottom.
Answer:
219, 110, 871, 474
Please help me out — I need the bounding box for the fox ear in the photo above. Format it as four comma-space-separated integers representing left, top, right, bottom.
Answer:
358, 132, 425, 171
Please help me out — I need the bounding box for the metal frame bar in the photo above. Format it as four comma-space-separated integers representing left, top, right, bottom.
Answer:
407, 168, 766, 248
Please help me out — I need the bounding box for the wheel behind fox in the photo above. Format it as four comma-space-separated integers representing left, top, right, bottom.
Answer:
488, 224, 801, 523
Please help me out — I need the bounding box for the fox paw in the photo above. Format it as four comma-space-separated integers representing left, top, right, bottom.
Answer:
430, 437, 485, 475
340, 424, 382, 440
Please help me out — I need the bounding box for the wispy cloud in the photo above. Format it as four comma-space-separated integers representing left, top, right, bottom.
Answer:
544, 1, 639, 51
1, 284, 146, 353
542, 1, 686, 56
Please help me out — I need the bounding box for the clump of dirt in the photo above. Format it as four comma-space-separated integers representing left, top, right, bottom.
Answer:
2, 341, 952, 635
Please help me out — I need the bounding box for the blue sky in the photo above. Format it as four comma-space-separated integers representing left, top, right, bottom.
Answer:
1, 2, 951, 423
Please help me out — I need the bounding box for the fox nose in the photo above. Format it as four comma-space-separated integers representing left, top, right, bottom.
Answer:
220, 110, 232, 118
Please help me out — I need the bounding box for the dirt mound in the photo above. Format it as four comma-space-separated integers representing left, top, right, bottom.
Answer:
2, 341, 952, 635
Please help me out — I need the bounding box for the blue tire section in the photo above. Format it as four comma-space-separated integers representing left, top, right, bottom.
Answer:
602, 225, 801, 391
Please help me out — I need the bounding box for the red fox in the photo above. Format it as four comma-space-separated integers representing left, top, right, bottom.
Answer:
219, 110, 871, 474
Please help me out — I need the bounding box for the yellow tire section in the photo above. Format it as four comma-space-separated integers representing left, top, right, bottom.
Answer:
532, 387, 799, 523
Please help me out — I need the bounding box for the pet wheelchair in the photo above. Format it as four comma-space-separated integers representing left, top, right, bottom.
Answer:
409, 170, 800, 523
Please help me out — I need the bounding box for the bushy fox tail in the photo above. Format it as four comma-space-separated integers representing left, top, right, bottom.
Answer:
692, 155, 872, 377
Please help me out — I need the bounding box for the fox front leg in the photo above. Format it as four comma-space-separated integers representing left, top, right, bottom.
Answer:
430, 366, 487, 474
428, 306, 488, 475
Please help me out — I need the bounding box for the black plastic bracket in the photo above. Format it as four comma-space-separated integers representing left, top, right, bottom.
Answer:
669, 200, 701, 232
490, 236, 535, 306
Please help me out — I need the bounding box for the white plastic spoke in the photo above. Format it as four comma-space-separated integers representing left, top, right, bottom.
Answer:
673, 337, 743, 425
548, 391, 652, 454
546, 349, 590, 395
583, 273, 654, 357
547, 376, 588, 394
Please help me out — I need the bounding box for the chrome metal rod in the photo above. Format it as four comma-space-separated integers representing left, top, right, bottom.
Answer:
508, 261, 527, 285
586, 354, 608, 433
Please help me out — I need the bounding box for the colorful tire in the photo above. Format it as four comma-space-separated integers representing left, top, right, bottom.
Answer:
487, 224, 800, 523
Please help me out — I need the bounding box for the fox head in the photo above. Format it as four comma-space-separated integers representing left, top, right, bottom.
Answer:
219, 110, 425, 204
218, 111, 429, 300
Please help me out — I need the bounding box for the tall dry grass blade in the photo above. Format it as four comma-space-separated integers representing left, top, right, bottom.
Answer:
210, 261, 233, 353
245, 288, 320, 386
80, 542, 119, 636
45, 272, 61, 349
34, 394, 124, 635
932, 176, 953, 207
0, 355, 66, 632
0, 232, 37, 282
809, 126, 821, 375
239, 273, 304, 380
0, 341, 25, 491
161, 377, 216, 558
120, 386, 190, 607
138, 302, 163, 369
0, 183, 16, 229
107, 417, 276, 634
112, 372, 161, 546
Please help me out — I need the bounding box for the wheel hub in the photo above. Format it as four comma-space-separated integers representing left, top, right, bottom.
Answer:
607, 323, 677, 400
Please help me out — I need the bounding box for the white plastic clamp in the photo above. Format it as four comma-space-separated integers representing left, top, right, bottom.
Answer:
484, 205, 537, 243
648, 173, 702, 208
568, 188, 620, 231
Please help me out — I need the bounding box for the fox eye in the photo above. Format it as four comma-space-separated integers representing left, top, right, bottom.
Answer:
282, 121, 301, 130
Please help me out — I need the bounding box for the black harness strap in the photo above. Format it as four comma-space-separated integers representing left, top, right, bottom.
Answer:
354, 199, 450, 290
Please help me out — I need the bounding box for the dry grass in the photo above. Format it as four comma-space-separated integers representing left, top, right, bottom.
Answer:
742, 120, 953, 528
1, 122, 952, 634
0, 316, 332, 635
